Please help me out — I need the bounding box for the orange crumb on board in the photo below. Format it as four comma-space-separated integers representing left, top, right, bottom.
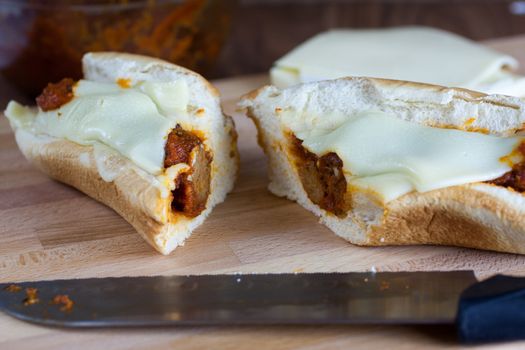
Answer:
117, 78, 132, 89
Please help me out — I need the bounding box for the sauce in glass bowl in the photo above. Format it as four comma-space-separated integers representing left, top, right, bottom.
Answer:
0, 0, 235, 97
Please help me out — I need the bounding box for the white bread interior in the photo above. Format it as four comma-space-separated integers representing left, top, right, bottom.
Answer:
240, 77, 525, 254
10, 52, 238, 255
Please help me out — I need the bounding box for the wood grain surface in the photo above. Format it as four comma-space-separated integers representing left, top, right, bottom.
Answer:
2, 37, 525, 349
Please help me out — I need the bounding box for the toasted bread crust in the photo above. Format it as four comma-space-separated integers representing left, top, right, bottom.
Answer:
83, 52, 221, 98
241, 76, 517, 111
15, 132, 167, 251
366, 185, 525, 254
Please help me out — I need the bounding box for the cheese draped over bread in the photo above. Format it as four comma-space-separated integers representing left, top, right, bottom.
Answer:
271, 27, 525, 96
286, 110, 523, 202
5, 79, 190, 175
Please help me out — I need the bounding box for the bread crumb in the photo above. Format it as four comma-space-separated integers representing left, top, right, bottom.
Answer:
4, 284, 22, 292
51, 294, 74, 312
23, 287, 39, 306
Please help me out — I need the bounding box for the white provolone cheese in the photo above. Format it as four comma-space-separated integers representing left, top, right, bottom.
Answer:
271, 27, 525, 96
139, 80, 189, 114
5, 79, 190, 175
293, 111, 523, 202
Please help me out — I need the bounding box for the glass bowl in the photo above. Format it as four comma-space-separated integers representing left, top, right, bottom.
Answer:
0, 0, 236, 97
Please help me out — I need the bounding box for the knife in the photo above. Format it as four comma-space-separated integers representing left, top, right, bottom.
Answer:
1, 271, 524, 344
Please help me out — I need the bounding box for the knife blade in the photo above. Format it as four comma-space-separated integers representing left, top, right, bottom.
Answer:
0, 271, 474, 326
1, 271, 524, 344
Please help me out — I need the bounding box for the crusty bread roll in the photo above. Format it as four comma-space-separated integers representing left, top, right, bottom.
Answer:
240, 77, 525, 254
6, 52, 238, 255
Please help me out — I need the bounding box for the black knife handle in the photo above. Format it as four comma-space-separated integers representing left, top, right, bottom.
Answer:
457, 274, 525, 344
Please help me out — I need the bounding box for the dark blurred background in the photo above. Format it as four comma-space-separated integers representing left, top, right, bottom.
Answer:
213, 0, 525, 78
2, 0, 525, 100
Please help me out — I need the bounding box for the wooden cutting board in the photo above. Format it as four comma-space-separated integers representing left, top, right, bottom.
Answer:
3, 37, 525, 350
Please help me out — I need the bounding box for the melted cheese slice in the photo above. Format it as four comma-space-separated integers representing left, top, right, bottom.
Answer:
5, 79, 189, 175
271, 27, 525, 96
299, 111, 523, 202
